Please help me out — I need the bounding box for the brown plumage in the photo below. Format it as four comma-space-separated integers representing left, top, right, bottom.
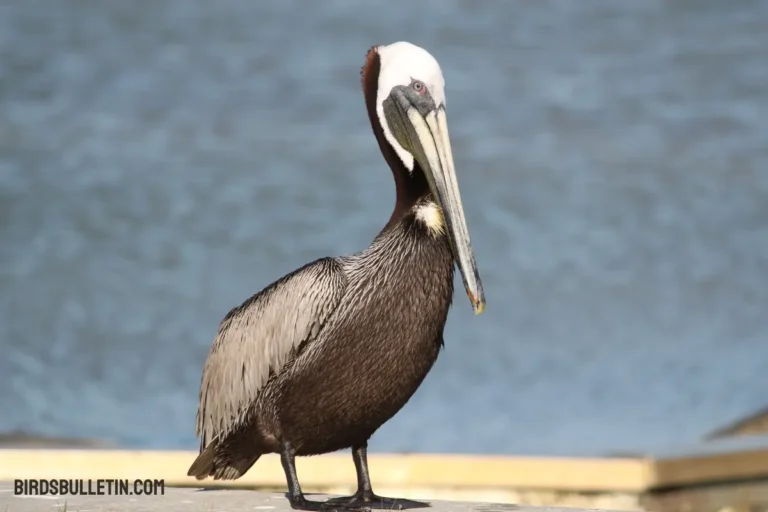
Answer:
188, 222, 453, 480
188, 42, 484, 511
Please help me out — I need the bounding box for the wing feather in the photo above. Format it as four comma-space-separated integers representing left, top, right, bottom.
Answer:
194, 257, 347, 449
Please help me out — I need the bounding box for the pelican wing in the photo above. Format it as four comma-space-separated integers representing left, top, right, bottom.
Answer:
195, 257, 347, 449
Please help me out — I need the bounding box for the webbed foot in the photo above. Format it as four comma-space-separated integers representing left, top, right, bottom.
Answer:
323, 490, 430, 510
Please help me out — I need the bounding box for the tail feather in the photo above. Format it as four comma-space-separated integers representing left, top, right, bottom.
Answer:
187, 436, 261, 481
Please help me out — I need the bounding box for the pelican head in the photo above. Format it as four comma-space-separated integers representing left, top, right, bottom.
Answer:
366, 41, 485, 315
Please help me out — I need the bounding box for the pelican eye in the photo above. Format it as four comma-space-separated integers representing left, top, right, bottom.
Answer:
411, 80, 426, 93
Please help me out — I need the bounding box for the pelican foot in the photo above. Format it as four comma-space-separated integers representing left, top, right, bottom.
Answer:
323, 491, 430, 510
288, 495, 343, 511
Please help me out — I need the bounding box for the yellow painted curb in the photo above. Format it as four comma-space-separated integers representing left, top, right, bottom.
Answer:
2, 437, 768, 495
0, 450, 652, 492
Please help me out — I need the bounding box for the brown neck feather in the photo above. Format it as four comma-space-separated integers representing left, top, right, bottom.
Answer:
361, 47, 430, 230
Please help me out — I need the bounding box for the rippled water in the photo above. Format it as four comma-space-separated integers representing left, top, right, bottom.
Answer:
1, 0, 767, 456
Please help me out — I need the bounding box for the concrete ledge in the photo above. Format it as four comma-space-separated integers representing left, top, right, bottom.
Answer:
0, 449, 653, 492
0, 483, 629, 512
3, 437, 768, 491
1, 436, 768, 511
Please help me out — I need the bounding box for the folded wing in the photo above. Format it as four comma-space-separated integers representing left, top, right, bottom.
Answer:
194, 257, 348, 450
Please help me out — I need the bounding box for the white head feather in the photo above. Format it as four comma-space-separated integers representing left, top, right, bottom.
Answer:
375, 42, 446, 172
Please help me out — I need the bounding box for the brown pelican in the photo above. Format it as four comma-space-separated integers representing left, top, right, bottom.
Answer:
188, 41, 485, 511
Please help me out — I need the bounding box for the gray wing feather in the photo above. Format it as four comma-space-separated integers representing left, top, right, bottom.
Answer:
195, 257, 347, 449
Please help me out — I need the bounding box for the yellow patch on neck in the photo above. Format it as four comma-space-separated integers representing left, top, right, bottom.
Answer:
414, 202, 445, 236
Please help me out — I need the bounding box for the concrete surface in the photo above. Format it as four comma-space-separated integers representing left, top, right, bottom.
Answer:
0, 482, 630, 512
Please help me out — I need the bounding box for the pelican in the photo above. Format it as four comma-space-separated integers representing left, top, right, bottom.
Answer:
188, 41, 485, 511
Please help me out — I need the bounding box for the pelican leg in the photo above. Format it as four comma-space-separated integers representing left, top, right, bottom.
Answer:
323, 443, 430, 510
281, 441, 331, 511
280, 441, 362, 511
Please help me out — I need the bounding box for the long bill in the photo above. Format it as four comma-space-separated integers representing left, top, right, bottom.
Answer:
405, 105, 486, 315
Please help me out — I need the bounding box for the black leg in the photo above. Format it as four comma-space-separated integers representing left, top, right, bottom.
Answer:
280, 441, 328, 511
281, 441, 383, 512
353, 443, 374, 495
323, 443, 430, 510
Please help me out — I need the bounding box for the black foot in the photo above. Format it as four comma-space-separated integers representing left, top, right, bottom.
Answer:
288, 494, 390, 512
323, 491, 430, 510
288, 495, 337, 511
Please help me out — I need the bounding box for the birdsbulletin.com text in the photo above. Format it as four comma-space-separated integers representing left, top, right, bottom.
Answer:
14, 478, 165, 496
